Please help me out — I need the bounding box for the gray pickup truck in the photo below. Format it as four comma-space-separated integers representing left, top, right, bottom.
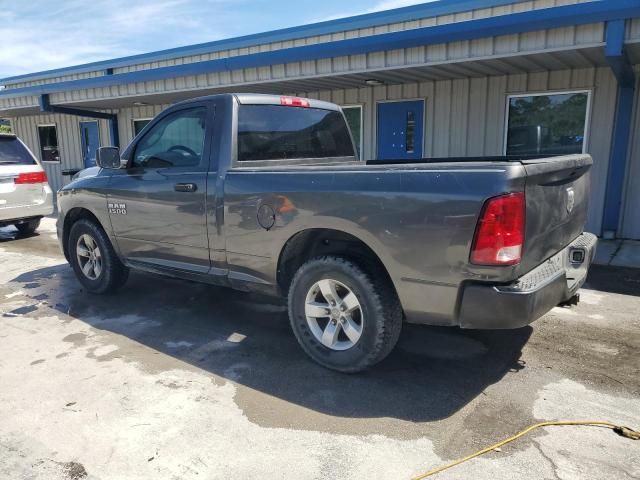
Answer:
57, 93, 596, 372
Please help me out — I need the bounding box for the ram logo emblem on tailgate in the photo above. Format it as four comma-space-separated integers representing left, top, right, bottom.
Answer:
566, 188, 575, 214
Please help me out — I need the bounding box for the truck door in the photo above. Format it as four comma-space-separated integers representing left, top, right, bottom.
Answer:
107, 104, 212, 273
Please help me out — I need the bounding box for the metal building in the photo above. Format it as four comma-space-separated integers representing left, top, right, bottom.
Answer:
1, 0, 639, 238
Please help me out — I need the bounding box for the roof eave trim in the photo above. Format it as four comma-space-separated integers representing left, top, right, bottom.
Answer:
0, 0, 547, 85
1, 0, 638, 100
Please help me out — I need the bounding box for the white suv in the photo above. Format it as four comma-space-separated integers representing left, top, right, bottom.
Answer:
0, 133, 54, 234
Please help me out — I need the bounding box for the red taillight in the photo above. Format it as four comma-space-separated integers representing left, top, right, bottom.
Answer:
280, 96, 310, 108
15, 171, 48, 185
471, 192, 525, 266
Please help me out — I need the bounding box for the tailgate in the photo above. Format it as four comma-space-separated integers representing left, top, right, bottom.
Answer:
520, 154, 592, 273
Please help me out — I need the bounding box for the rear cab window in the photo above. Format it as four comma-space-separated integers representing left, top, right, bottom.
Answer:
236, 104, 356, 164
0, 136, 37, 165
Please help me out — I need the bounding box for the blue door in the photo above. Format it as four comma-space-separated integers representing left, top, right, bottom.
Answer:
377, 100, 424, 160
80, 121, 100, 168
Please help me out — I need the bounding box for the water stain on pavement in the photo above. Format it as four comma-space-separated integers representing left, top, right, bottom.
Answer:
63, 332, 89, 347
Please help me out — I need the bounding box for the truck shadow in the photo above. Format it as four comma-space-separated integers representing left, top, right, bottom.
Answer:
583, 264, 640, 297
10, 264, 531, 426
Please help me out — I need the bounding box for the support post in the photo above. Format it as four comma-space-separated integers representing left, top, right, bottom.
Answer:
109, 117, 120, 148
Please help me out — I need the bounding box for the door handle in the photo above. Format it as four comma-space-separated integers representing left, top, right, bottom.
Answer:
174, 183, 197, 193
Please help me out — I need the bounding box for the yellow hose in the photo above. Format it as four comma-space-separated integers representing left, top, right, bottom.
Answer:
412, 421, 640, 480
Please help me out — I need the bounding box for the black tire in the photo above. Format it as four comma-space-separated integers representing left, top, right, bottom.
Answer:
68, 218, 129, 294
288, 256, 402, 373
15, 218, 41, 235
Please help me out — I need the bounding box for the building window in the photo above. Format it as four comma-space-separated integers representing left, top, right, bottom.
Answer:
0, 119, 12, 134
37, 125, 60, 162
406, 110, 416, 153
133, 118, 152, 137
342, 106, 363, 158
505, 91, 590, 156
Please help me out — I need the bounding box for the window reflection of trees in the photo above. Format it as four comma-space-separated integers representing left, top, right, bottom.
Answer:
507, 93, 588, 155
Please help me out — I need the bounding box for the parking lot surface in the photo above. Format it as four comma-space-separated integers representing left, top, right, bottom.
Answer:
1, 218, 639, 480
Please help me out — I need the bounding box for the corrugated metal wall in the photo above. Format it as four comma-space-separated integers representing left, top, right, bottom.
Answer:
37, 20, 606, 108
11, 114, 110, 194
116, 104, 170, 146
296, 66, 618, 235
5, 70, 103, 90
621, 72, 640, 239
627, 18, 640, 39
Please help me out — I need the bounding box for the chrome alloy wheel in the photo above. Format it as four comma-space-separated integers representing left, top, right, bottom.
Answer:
304, 278, 364, 351
76, 233, 102, 280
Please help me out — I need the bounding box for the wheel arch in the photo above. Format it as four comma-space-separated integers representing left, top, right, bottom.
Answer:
276, 227, 399, 302
61, 208, 106, 262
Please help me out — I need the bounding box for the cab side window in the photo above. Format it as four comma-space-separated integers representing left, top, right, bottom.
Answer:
133, 107, 207, 168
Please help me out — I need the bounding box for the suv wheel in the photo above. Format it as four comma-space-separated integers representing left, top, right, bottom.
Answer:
68, 219, 129, 294
288, 256, 402, 373
15, 218, 41, 235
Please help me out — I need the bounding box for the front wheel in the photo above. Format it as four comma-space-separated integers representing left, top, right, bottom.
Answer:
288, 256, 402, 373
68, 219, 129, 294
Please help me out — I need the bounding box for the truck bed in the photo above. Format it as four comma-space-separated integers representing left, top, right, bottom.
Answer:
366, 154, 592, 275
224, 153, 592, 324
367, 154, 559, 165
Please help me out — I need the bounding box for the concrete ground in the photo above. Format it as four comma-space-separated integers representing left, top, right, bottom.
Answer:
594, 239, 640, 269
0, 218, 639, 480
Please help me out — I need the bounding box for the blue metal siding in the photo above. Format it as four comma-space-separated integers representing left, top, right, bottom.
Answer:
621, 75, 640, 238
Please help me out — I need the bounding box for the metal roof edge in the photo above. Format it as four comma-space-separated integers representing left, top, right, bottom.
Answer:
1, 0, 638, 101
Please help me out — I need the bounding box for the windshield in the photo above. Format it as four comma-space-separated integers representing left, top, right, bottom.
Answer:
0, 137, 37, 165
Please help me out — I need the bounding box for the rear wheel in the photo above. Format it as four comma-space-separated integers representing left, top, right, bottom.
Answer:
15, 218, 41, 235
68, 219, 129, 294
288, 256, 402, 373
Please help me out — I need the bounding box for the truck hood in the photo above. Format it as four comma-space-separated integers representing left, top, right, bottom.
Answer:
72, 166, 102, 181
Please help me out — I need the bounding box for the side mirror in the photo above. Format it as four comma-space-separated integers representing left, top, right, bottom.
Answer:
96, 146, 127, 169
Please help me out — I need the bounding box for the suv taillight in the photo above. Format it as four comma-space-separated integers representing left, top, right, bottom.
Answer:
15, 171, 48, 184
471, 192, 525, 266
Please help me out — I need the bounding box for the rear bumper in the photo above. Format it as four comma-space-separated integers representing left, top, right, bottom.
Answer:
0, 185, 54, 224
458, 232, 597, 329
